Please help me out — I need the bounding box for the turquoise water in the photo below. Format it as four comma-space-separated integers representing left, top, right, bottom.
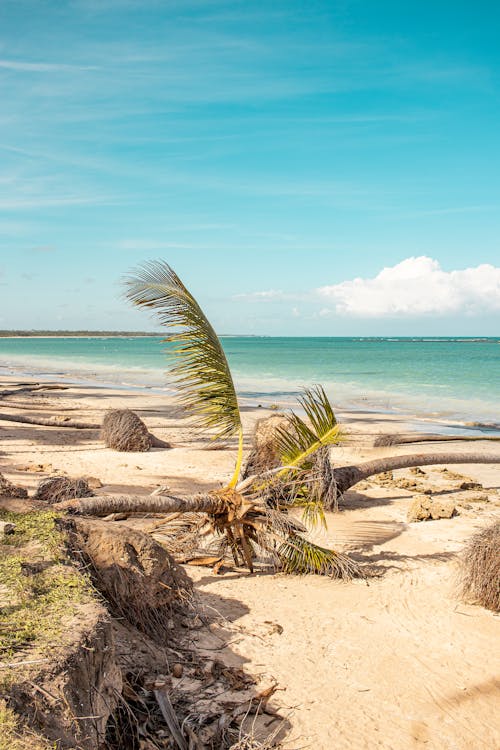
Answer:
0, 336, 499, 427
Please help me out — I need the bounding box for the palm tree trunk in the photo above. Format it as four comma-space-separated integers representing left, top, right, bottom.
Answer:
332, 452, 500, 495
0, 413, 99, 429
54, 493, 223, 516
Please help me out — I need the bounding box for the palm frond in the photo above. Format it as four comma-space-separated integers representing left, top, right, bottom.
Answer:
277, 535, 356, 578
291, 499, 327, 529
275, 385, 341, 469
124, 261, 242, 442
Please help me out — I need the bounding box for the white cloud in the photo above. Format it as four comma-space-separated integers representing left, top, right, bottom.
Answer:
317, 256, 500, 317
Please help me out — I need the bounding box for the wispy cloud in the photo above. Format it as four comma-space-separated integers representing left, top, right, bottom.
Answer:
233, 289, 289, 301
0, 195, 115, 210
0, 59, 98, 73
317, 257, 500, 317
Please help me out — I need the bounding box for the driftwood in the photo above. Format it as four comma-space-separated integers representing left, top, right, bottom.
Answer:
375, 433, 500, 446
0, 413, 99, 429
0, 383, 68, 398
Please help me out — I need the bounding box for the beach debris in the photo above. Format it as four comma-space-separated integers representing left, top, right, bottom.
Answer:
84, 475, 103, 489
459, 480, 483, 490
34, 475, 94, 504
0, 412, 99, 429
459, 520, 500, 611
172, 663, 184, 678
0, 520, 16, 535
464, 494, 490, 503
374, 432, 500, 446
101, 408, 170, 452
14, 462, 54, 473
102, 512, 129, 521
0, 472, 28, 499
151, 484, 171, 495
407, 495, 457, 522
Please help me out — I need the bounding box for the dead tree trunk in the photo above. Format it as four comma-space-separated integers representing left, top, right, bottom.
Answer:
0, 413, 99, 429
55, 493, 222, 516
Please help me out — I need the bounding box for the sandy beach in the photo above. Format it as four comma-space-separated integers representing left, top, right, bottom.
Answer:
1, 375, 499, 749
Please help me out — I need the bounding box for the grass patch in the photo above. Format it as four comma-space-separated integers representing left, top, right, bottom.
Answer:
0, 701, 55, 750
0, 510, 93, 672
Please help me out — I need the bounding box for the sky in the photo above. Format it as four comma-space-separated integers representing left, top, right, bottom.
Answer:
0, 0, 499, 335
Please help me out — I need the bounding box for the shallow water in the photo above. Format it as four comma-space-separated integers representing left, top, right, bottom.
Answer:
0, 336, 499, 429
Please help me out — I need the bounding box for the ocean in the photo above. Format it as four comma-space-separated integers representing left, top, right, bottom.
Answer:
0, 336, 499, 431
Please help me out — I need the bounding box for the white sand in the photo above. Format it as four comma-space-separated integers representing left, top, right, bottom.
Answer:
0, 376, 499, 749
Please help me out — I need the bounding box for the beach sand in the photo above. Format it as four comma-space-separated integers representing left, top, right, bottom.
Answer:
1, 375, 499, 749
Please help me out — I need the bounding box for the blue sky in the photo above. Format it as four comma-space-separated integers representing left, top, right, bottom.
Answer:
0, 0, 499, 335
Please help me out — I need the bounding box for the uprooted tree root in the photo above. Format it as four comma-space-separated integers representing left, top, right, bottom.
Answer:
34, 476, 94, 504
101, 409, 170, 452
459, 520, 500, 612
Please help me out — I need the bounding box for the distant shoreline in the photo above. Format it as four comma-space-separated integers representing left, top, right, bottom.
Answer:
0, 331, 160, 338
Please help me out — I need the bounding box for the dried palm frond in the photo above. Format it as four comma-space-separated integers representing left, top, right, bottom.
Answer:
124, 260, 243, 485
149, 512, 209, 557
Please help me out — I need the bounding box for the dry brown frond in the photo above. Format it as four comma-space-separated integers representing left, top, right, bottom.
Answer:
459, 520, 500, 612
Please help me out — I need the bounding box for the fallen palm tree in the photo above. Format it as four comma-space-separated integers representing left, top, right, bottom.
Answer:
53, 260, 500, 580
459, 520, 500, 612
374, 433, 500, 446
0, 412, 99, 429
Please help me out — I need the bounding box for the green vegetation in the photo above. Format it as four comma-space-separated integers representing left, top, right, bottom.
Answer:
0, 330, 158, 337
0, 702, 55, 750
0, 510, 93, 671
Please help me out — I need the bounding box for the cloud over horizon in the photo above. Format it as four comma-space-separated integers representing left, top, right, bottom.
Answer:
317, 256, 500, 317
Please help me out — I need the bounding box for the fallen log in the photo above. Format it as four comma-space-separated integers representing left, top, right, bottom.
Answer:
0, 413, 99, 429
0, 383, 68, 398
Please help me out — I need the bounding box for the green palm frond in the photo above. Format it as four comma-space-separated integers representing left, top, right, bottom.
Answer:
277, 535, 355, 578
124, 261, 242, 442
291, 498, 327, 529
275, 385, 341, 469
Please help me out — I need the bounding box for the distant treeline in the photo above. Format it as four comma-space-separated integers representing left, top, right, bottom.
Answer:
0, 330, 160, 337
